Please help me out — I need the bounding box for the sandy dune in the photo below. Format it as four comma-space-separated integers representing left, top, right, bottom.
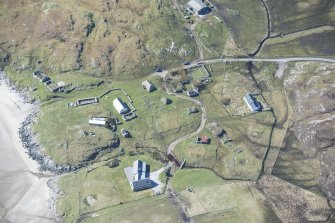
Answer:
0, 79, 58, 223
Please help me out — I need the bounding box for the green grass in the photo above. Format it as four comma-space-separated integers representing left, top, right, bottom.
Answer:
81, 196, 182, 223
211, 0, 268, 54
267, 0, 335, 34
192, 210, 242, 223
195, 15, 231, 58
172, 62, 276, 180
184, 183, 282, 223
173, 125, 268, 180
57, 154, 164, 223
259, 29, 335, 58
171, 168, 223, 191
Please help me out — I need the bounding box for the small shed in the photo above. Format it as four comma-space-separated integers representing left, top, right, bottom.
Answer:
196, 135, 210, 144
89, 117, 108, 127
161, 97, 172, 105
142, 80, 156, 92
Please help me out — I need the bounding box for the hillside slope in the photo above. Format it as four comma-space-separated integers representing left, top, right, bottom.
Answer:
0, 0, 196, 79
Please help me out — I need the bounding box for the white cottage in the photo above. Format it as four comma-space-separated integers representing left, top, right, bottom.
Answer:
113, 98, 129, 114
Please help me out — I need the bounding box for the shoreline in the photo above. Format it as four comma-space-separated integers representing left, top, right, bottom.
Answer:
0, 72, 60, 222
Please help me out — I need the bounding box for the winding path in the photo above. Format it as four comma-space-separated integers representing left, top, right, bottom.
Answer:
158, 55, 335, 156
166, 93, 207, 155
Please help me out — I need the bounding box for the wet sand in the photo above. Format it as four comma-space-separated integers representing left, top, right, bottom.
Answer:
0, 79, 57, 223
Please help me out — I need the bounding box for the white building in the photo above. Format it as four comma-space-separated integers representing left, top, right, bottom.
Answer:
142, 80, 156, 92
187, 0, 211, 16
113, 98, 129, 114
89, 117, 108, 127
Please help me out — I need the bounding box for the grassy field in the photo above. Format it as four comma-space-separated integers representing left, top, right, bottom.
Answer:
259, 29, 335, 57
266, 0, 335, 34
194, 15, 234, 59
171, 168, 223, 191
81, 196, 182, 223
179, 183, 281, 222
174, 115, 273, 180
57, 154, 164, 223
6, 68, 202, 165
211, 0, 268, 54
172, 62, 276, 180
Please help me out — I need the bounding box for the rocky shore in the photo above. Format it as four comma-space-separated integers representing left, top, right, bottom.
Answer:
0, 72, 60, 222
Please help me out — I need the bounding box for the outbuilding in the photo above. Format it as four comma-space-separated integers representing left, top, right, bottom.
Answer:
187, 0, 211, 16
89, 117, 108, 127
142, 80, 156, 92
161, 97, 172, 105
186, 90, 199, 97
113, 98, 129, 114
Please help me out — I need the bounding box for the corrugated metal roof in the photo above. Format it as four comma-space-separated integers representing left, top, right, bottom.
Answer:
244, 93, 261, 112
187, 0, 207, 12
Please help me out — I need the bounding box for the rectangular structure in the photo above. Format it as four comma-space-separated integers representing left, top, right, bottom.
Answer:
123, 160, 152, 192
187, 0, 211, 16
89, 117, 108, 127
142, 80, 156, 92
244, 93, 261, 112
113, 98, 129, 114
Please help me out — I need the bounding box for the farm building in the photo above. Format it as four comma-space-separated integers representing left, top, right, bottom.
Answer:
187, 0, 211, 16
130, 160, 152, 191
142, 80, 156, 92
89, 117, 109, 127
244, 93, 262, 112
113, 98, 129, 114
161, 97, 172, 105
33, 70, 50, 83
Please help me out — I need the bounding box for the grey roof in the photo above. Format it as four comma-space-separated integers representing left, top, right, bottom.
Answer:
187, 0, 207, 12
244, 93, 261, 112
142, 80, 156, 92
133, 160, 150, 181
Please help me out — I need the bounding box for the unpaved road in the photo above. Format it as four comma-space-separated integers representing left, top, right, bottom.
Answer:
166, 93, 207, 155
158, 56, 335, 156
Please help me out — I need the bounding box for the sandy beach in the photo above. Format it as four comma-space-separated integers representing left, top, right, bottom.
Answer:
0, 78, 58, 223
